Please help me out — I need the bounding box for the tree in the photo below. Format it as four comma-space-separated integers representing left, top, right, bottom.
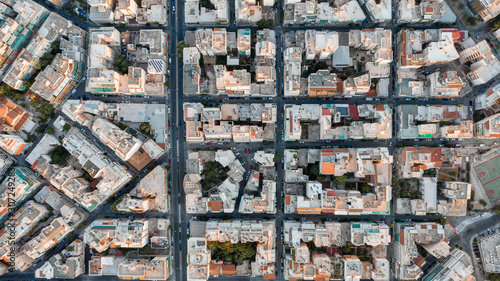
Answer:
50, 146, 71, 165
26, 134, 37, 143
176, 41, 189, 60
360, 184, 370, 193
114, 55, 131, 74
333, 174, 347, 185
201, 0, 215, 9
0, 84, 24, 100
438, 217, 447, 226
479, 199, 488, 207
140, 122, 152, 134
201, 161, 229, 190
63, 124, 72, 132
46, 127, 55, 135
35, 124, 46, 134
489, 274, 500, 281
256, 19, 274, 29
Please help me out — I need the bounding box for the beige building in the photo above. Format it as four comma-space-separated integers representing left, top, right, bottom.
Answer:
459, 39, 500, 86
92, 118, 143, 161
475, 112, 500, 138
84, 219, 149, 252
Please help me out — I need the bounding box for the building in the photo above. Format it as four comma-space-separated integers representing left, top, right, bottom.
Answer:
184, 150, 245, 213
426, 71, 464, 98
283, 0, 366, 24
284, 104, 392, 141
283, 47, 302, 97
0, 201, 49, 261
349, 29, 392, 78
84, 219, 149, 252
185, 0, 229, 24
114, 166, 170, 213
4, 12, 84, 91
284, 148, 392, 215
184, 103, 276, 143
397, 105, 473, 139
365, 0, 392, 22
470, 0, 500, 21
396, 0, 454, 23
393, 222, 451, 280
0, 97, 36, 134
0, 167, 42, 222
35, 239, 85, 279
308, 70, 339, 97
422, 35, 459, 65
92, 118, 143, 161
475, 82, 500, 111
350, 223, 390, 246
62, 128, 132, 211
398, 147, 443, 178
88, 0, 114, 23
0, 134, 29, 155
0, 152, 13, 176
88, 255, 170, 280
31, 54, 84, 104
136, 0, 168, 24
478, 232, 500, 273
187, 219, 275, 280
235, 0, 274, 23
421, 249, 475, 281
305, 30, 339, 60
475, 113, 500, 138
459, 39, 500, 86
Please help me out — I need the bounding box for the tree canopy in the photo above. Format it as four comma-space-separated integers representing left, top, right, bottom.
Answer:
114, 55, 131, 74
50, 146, 71, 165
207, 241, 257, 264
201, 161, 229, 190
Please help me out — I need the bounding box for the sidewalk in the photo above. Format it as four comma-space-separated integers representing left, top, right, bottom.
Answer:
455, 212, 494, 232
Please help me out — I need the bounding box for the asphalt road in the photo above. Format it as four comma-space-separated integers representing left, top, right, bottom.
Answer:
3, 0, 500, 280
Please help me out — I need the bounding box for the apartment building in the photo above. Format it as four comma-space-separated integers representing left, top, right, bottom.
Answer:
350, 223, 390, 246
88, 0, 114, 23
421, 249, 475, 281
0, 97, 36, 133
89, 255, 170, 280
305, 30, 339, 60
4, 12, 84, 91
283, 0, 366, 24
397, 105, 473, 139
283, 47, 302, 97
349, 29, 392, 78
15, 186, 87, 272
62, 128, 132, 210
92, 118, 143, 161
398, 147, 443, 178
284, 104, 392, 141
136, 0, 168, 24
35, 240, 85, 279
0, 1, 48, 75
459, 39, 500, 85
393, 222, 451, 280
115, 166, 170, 213
0, 201, 49, 261
0, 167, 42, 222
470, 0, 500, 21
475, 83, 500, 111
84, 219, 149, 252
426, 71, 464, 98
284, 148, 392, 215
187, 219, 276, 280
308, 70, 340, 97
365, 0, 392, 22
0, 134, 29, 155
184, 103, 276, 143
185, 0, 229, 24
396, 0, 452, 23
235, 0, 274, 23
474, 112, 500, 138
184, 150, 244, 213
237, 29, 251, 56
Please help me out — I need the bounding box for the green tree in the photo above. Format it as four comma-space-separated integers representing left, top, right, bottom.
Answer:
360, 184, 370, 193
489, 273, 500, 281
201, 161, 229, 190
26, 134, 37, 143
63, 124, 72, 132
333, 174, 347, 185
46, 127, 55, 135
438, 217, 447, 226
50, 146, 71, 165
256, 19, 274, 28
114, 55, 131, 74
140, 122, 152, 134
479, 199, 488, 207
177, 41, 190, 60
201, 0, 215, 9
0, 84, 24, 100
